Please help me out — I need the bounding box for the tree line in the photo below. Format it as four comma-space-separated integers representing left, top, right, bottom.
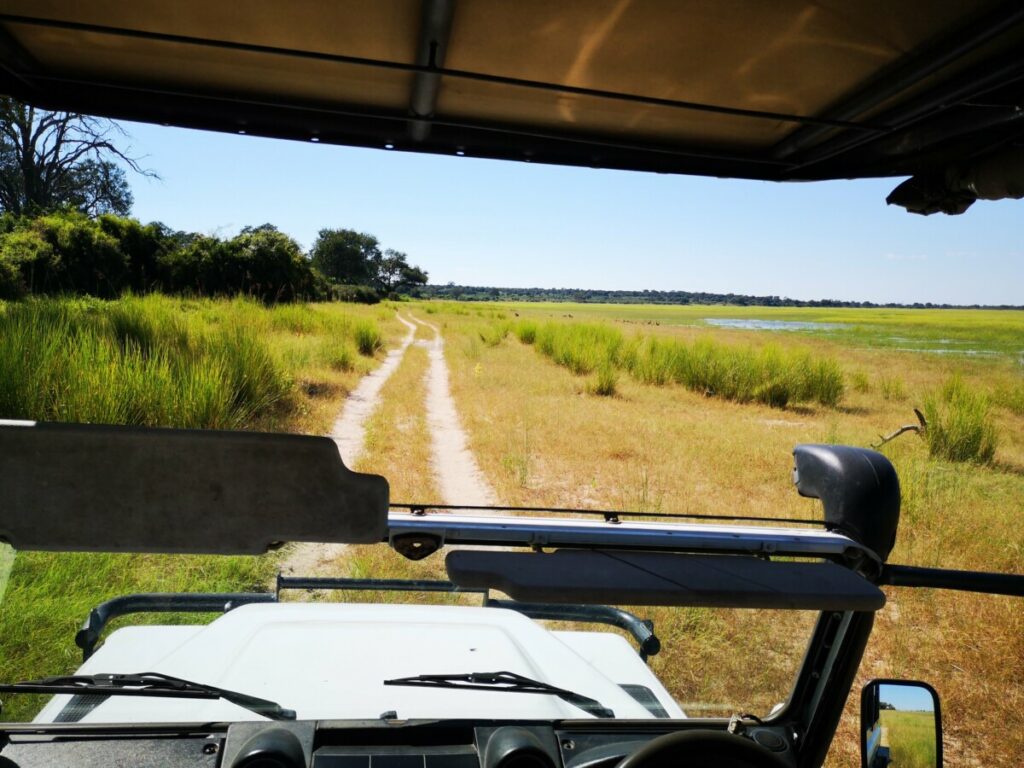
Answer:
0, 212, 427, 303
421, 284, 1023, 310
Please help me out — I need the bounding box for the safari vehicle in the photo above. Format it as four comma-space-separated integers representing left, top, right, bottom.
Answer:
0, 2, 1023, 767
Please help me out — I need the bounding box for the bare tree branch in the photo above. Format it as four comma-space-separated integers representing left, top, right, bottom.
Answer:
0, 97, 157, 216
872, 409, 928, 449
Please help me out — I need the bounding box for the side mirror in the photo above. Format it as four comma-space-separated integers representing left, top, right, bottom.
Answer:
861, 680, 942, 767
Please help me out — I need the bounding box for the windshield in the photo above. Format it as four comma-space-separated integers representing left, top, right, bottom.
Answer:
0, 115, 1021, 767
0, 538, 818, 724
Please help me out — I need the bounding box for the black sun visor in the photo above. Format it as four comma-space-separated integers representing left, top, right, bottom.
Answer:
0, 420, 388, 554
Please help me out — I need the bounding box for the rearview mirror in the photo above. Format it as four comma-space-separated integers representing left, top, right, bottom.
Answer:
861, 680, 942, 767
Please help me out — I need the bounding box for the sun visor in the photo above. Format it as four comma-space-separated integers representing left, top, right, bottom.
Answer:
446, 549, 885, 612
0, 420, 388, 554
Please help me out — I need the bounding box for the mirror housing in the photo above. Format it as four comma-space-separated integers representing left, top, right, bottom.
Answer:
793, 445, 900, 565
861, 679, 942, 768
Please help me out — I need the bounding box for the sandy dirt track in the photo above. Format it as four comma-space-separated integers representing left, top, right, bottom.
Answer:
280, 312, 494, 577
410, 315, 498, 508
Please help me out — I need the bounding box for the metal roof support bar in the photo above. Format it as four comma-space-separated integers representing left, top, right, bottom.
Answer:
386, 512, 869, 560
409, 0, 455, 142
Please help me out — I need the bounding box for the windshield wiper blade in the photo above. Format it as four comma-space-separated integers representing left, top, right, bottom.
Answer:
0, 672, 296, 721
383, 670, 615, 718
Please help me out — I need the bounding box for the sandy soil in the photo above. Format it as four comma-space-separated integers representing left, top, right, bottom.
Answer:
411, 315, 498, 508
279, 312, 496, 577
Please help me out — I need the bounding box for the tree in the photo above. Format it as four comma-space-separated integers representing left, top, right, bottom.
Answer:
374, 249, 429, 294
0, 97, 151, 217
376, 248, 408, 292
398, 263, 429, 294
309, 228, 381, 285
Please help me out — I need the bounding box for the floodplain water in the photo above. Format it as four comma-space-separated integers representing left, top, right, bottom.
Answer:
703, 317, 1014, 357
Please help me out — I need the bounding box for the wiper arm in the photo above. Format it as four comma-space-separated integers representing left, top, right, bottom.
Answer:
383, 670, 614, 718
0, 672, 296, 721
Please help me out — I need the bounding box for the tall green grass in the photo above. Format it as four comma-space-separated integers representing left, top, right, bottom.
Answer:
354, 319, 383, 356
517, 320, 844, 408
923, 375, 998, 463
879, 710, 937, 768
0, 296, 291, 429
0, 295, 388, 428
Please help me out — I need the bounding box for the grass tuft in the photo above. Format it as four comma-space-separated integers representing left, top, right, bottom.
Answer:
588, 360, 619, 397
880, 375, 907, 401
923, 375, 998, 464
354, 319, 383, 356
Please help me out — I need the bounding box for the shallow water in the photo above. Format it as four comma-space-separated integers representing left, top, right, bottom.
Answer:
703, 318, 848, 332
703, 318, 1014, 357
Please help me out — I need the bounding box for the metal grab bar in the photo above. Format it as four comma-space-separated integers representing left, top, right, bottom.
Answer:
75, 576, 661, 663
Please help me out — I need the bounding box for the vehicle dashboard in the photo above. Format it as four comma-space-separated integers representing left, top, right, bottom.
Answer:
0, 719, 797, 768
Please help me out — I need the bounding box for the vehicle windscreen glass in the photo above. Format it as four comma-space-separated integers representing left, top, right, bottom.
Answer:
0, 549, 818, 724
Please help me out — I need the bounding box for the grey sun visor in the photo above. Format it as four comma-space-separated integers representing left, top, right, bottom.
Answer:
0, 420, 388, 554
447, 549, 885, 611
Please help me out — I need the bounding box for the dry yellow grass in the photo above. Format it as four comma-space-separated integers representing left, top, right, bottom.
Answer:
422, 302, 1024, 766
355, 343, 441, 503
266, 302, 405, 435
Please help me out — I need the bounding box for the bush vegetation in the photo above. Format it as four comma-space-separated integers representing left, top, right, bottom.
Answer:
0, 212, 427, 304
518, 320, 844, 407
922, 375, 998, 463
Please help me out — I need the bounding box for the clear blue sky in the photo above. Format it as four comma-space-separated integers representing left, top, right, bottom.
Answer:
122, 122, 1023, 306
880, 684, 936, 713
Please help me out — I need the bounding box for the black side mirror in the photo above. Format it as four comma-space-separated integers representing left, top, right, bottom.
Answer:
861, 680, 942, 767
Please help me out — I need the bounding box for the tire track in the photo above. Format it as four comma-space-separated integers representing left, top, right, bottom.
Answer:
409, 315, 498, 509
278, 314, 416, 576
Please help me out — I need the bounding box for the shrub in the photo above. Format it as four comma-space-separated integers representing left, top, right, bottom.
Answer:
0, 256, 24, 299
514, 320, 538, 345
850, 371, 871, 393
588, 360, 619, 397
922, 375, 998, 464
332, 284, 381, 304
478, 321, 510, 347
353, 319, 383, 356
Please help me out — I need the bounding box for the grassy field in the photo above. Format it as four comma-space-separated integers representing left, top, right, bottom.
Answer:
421, 301, 1023, 765
879, 710, 937, 768
0, 294, 403, 722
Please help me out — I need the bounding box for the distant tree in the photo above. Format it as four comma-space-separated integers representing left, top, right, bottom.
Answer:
377, 248, 409, 293
309, 228, 381, 285
375, 248, 429, 294
398, 263, 429, 294
0, 98, 152, 216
